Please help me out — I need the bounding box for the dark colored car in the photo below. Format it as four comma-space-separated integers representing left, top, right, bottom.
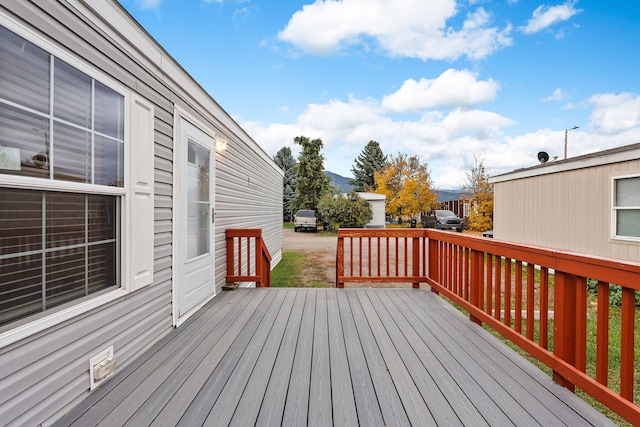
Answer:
422, 210, 463, 232
482, 229, 494, 238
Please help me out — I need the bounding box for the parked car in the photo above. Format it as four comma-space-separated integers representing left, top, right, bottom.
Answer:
482, 229, 494, 238
422, 210, 463, 232
294, 209, 318, 232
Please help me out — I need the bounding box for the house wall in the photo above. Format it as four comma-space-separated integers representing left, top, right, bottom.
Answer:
493, 159, 640, 262
0, 1, 282, 426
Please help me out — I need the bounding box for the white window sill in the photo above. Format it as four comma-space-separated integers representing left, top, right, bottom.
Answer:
0, 288, 128, 349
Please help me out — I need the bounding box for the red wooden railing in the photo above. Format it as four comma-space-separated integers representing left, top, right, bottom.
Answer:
226, 229, 271, 287
336, 228, 640, 424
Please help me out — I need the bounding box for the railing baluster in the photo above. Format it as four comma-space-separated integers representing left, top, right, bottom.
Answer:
515, 261, 523, 333
504, 258, 512, 328
486, 253, 493, 316
494, 256, 502, 322
596, 281, 609, 386
540, 267, 549, 349
620, 287, 635, 401
526, 263, 535, 340
575, 276, 588, 371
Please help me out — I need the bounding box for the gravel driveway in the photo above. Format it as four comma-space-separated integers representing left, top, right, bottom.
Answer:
282, 228, 337, 287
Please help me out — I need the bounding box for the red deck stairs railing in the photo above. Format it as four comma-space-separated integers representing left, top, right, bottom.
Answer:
336, 228, 640, 425
226, 228, 271, 287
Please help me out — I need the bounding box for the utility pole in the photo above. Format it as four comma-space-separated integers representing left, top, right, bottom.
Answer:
564, 125, 579, 159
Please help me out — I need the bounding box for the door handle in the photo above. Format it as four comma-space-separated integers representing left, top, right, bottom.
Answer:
211, 208, 215, 224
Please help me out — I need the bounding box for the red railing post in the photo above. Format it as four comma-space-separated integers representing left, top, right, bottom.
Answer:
553, 271, 577, 392
255, 234, 263, 287
225, 229, 271, 287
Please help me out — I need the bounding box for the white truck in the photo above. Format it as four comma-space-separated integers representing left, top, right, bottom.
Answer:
293, 209, 318, 232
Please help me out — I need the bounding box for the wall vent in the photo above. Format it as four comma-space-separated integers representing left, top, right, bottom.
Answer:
89, 346, 115, 390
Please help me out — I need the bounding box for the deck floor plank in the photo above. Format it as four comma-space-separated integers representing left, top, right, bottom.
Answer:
228, 288, 298, 426
346, 291, 411, 426
412, 290, 609, 427
280, 289, 316, 426
326, 289, 359, 427
144, 290, 271, 426
253, 290, 307, 427
174, 290, 281, 426
335, 290, 385, 427
355, 289, 437, 426
368, 290, 467, 426
53, 288, 615, 427
309, 289, 332, 427
201, 289, 290, 426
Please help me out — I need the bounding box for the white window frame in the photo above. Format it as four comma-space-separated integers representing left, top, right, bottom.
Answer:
611, 173, 640, 242
0, 15, 153, 347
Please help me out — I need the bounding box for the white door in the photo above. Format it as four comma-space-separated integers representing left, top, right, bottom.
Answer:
176, 118, 215, 319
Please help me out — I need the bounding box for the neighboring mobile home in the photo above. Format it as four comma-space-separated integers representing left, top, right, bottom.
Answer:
0, 1, 283, 425
490, 143, 640, 262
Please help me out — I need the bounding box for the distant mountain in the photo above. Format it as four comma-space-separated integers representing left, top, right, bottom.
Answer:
325, 171, 354, 193
435, 189, 465, 202
324, 172, 464, 201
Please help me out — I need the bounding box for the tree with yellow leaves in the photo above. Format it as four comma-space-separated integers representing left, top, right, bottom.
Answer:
463, 156, 493, 232
374, 153, 437, 222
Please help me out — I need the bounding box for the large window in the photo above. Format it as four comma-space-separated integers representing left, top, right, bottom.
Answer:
0, 25, 124, 327
612, 175, 640, 240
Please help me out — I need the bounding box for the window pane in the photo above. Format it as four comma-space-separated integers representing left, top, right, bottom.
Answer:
0, 189, 42, 256
52, 122, 91, 183
94, 135, 123, 187
53, 59, 91, 127
46, 247, 85, 309
0, 253, 42, 326
46, 192, 85, 249
94, 81, 124, 139
88, 195, 116, 242
88, 242, 117, 293
0, 25, 50, 114
187, 141, 210, 259
615, 177, 640, 207
616, 209, 640, 238
0, 104, 50, 178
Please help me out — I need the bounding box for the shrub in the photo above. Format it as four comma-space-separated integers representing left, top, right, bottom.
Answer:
317, 191, 372, 232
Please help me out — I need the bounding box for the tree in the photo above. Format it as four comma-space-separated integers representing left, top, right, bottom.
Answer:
273, 146, 296, 222
374, 153, 437, 221
349, 140, 387, 192
463, 156, 493, 232
290, 136, 331, 213
317, 191, 372, 232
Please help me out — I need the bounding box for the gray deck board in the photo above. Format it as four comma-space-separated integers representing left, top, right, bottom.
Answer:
54, 288, 615, 427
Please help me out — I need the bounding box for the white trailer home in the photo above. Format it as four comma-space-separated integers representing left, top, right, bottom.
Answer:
490, 143, 640, 262
0, 1, 283, 425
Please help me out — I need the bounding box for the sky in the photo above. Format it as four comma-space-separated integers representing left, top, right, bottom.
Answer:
119, 0, 640, 189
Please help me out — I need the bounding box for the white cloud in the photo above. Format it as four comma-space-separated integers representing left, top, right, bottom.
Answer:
382, 69, 499, 113
520, 1, 582, 34
588, 93, 640, 135
278, 0, 512, 60
541, 88, 566, 102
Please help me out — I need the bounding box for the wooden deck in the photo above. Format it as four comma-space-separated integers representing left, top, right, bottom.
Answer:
54, 288, 614, 426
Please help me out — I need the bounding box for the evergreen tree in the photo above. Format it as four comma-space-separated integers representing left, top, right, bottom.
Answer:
273, 146, 296, 222
290, 136, 331, 212
349, 140, 387, 192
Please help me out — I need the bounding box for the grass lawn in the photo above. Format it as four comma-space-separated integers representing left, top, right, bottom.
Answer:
270, 252, 304, 287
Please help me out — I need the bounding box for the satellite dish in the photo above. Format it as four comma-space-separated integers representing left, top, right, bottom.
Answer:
537, 151, 549, 164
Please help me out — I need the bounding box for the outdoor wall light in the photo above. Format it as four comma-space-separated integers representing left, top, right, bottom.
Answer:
215, 137, 228, 153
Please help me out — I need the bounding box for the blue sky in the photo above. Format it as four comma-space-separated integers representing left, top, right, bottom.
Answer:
119, 0, 640, 189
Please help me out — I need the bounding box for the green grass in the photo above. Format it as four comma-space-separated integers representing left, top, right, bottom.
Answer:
271, 252, 304, 287
283, 222, 294, 230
